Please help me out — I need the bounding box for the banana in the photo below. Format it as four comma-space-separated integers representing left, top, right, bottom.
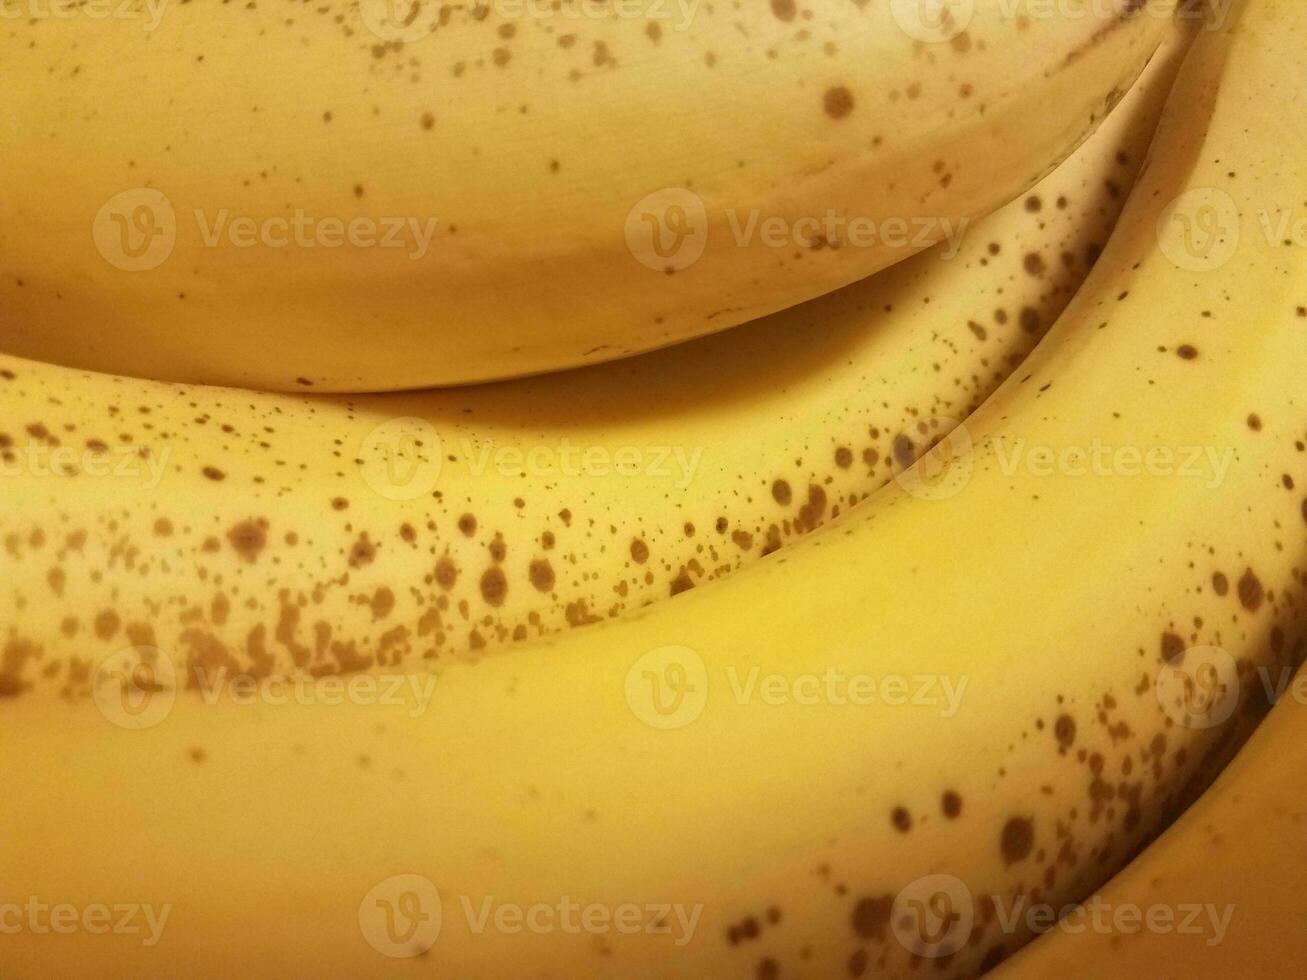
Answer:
993, 661, 1307, 977
0, 0, 1178, 390
0, 29, 1190, 673
0, 1, 1302, 978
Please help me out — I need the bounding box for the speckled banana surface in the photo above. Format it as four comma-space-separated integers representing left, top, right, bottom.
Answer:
0, 32, 1191, 680
0, 1, 1302, 977
995, 661, 1307, 977
0, 0, 1175, 390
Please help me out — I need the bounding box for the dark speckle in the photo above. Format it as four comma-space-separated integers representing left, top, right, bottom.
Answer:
941, 790, 962, 818
1053, 713, 1076, 750
980, 945, 1007, 971
851, 895, 892, 940
1161, 631, 1185, 663
1237, 568, 1264, 613
228, 519, 268, 563
824, 86, 854, 120
529, 559, 555, 592
481, 566, 508, 606
1001, 816, 1034, 863
890, 806, 911, 832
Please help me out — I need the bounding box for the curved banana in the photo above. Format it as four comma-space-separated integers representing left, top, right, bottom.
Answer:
0, 2, 1301, 978
0, 32, 1189, 672
994, 662, 1307, 977
0, 0, 1177, 390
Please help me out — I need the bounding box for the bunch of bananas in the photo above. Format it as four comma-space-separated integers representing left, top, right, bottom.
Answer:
0, 0, 1303, 976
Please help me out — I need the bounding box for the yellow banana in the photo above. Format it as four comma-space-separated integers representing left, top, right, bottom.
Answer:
0, 3, 1301, 980
995, 662, 1307, 977
0, 29, 1190, 670
0, 0, 1177, 390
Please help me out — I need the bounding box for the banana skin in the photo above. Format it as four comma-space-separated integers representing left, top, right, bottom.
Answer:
0, 2, 1303, 977
0, 30, 1192, 678
0, 0, 1176, 389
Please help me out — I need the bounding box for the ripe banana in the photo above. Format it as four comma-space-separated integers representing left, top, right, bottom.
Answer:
0, 33, 1189, 674
0, 0, 1177, 390
0, 2, 1301, 979
995, 663, 1307, 977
